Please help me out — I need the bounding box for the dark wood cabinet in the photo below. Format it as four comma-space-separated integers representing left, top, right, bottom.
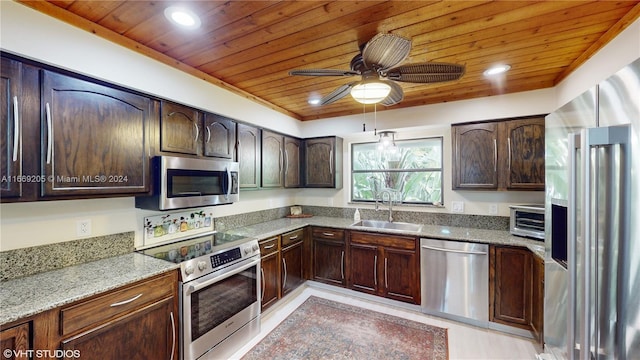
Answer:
203, 113, 236, 159
532, 253, 544, 345
237, 123, 261, 189
1, 57, 24, 199
160, 100, 202, 155
348, 231, 419, 304
0, 322, 30, 360
41, 70, 151, 197
490, 245, 532, 329
452, 116, 545, 191
261, 130, 284, 188
281, 229, 305, 296
284, 136, 302, 188
311, 227, 346, 287
259, 236, 280, 311
304, 136, 343, 189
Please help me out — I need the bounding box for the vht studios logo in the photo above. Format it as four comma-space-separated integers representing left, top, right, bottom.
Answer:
3, 349, 81, 358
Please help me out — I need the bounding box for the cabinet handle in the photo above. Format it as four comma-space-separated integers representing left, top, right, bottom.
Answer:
507, 137, 512, 172
282, 258, 288, 290
384, 257, 388, 289
322, 232, 334, 237
329, 149, 334, 175
263, 243, 275, 250
288, 235, 299, 241
493, 138, 497, 172
45, 102, 53, 164
12, 96, 19, 162
284, 149, 289, 176
169, 311, 176, 360
206, 126, 211, 143
193, 122, 199, 142
260, 267, 265, 303
374, 255, 378, 287
340, 250, 345, 280
109, 293, 143, 307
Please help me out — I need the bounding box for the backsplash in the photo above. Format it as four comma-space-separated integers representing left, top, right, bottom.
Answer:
0, 232, 134, 281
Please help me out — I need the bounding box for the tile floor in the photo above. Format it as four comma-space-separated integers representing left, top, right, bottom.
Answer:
230, 282, 540, 359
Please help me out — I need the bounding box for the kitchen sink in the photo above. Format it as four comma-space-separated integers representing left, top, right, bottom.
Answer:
350, 219, 423, 233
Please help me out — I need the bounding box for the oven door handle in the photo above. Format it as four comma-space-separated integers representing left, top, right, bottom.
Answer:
186, 258, 259, 295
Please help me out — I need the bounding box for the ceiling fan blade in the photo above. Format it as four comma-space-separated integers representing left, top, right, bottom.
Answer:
380, 81, 404, 106
319, 82, 357, 105
362, 33, 411, 71
384, 62, 466, 83
289, 69, 359, 77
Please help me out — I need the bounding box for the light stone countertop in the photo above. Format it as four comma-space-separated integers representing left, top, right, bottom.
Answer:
222, 216, 546, 259
0, 252, 179, 325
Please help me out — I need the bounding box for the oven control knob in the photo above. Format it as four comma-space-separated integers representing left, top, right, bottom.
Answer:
185, 264, 195, 275
252, 243, 259, 252
197, 261, 207, 271
243, 246, 251, 255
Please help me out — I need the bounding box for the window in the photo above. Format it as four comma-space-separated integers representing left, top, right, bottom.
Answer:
351, 137, 443, 205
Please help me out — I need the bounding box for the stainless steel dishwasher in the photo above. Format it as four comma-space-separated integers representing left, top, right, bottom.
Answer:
420, 238, 488, 325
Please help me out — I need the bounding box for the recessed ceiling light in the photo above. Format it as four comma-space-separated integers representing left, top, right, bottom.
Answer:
483, 64, 511, 76
308, 98, 321, 105
164, 6, 201, 29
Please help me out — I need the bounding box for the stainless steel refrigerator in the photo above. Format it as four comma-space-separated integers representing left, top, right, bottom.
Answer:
543, 58, 640, 360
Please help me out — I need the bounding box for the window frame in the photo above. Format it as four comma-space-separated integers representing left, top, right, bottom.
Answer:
350, 136, 444, 205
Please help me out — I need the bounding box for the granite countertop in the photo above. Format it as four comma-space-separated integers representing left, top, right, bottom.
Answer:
0, 252, 179, 325
223, 216, 546, 259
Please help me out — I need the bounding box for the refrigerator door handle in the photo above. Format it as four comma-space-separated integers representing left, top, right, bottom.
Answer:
568, 132, 580, 360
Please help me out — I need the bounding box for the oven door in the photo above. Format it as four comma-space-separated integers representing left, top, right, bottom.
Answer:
181, 257, 260, 360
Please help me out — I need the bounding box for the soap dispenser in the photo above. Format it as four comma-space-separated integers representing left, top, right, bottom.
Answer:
354, 208, 361, 222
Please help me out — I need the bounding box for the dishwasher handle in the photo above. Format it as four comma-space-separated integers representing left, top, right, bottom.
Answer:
421, 244, 487, 256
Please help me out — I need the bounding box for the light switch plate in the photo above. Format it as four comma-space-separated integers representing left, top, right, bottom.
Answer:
451, 201, 464, 213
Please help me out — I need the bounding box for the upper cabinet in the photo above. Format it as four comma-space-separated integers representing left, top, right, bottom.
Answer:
452, 116, 545, 191
284, 136, 302, 188
40, 70, 152, 197
237, 123, 261, 189
203, 113, 236, 160
159, 100, 202, 155
261, 130, 284, 188
304, 136, 343, 189
1, 57, 24, 199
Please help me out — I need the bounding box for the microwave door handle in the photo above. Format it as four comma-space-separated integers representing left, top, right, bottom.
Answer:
226, 167, 232, 199
177, 191, 202, 196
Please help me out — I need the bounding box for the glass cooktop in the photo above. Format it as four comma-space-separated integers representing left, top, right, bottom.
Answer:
139, 232, 250, 263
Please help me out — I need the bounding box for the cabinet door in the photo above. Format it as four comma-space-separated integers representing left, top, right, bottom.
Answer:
261, 130, 283, 188
313, 238, 345, 287
304, 137, 335, 188
203, 113, 235, 159
0, 322, 30, 360
160, 100, 202, 155
452, 122, 499, 189
383, 247, 419, 304
261, 251, 280, 311
492, 246, 532, 328
61, 298, 176, 360
0, 57, 23, 199
281, 241, 304, 296
237, 123, 260, 189
349, 243, 378, 295
503, 117, 545, 190
41, 70, 150, 196
284, 136, 302, 188
531, 254, 544, 344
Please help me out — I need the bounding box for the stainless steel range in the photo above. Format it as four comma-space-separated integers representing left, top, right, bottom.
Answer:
140, 232, 261, 360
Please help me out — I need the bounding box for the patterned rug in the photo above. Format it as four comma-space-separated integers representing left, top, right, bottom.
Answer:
242, 296, 449, 360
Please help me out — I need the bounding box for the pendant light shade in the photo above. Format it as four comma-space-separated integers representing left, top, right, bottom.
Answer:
351, 81, 392, 104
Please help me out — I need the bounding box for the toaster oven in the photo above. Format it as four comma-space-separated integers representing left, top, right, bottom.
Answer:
509, 204, 545, 240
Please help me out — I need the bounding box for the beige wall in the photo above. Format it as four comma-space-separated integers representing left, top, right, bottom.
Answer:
1, 1, 638, 251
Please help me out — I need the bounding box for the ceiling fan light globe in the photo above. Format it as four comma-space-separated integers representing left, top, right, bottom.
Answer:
350, 81, 391, 104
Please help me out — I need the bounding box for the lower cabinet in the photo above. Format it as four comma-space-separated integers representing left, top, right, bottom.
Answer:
490, 245, 543, 339
281, 229, 305, 296
259, 236, 280, 311
348, 231, 420, 304
0, 322, 30, 360
311, 227, 346, 287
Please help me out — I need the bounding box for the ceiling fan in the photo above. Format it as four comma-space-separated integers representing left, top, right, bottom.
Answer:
289, 33, 465, 106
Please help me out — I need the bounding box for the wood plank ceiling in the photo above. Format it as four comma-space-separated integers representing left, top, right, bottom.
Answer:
18, 1, 640, 121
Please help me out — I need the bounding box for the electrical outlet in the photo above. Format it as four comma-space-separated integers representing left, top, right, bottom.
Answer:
77, 219, 92, 237
488, 203, 499, 215
451, 201, 464, 213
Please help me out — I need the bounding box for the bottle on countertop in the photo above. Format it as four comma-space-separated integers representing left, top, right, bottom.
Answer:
354, 208, 361, 222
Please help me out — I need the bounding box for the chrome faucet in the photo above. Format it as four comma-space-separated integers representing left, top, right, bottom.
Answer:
376, 189, 394, 223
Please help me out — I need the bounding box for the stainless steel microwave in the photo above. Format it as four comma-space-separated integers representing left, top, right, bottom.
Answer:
135, 156, 239, 211
509, 204, 545, 240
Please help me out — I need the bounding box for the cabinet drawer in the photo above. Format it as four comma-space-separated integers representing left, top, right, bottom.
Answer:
350, 231, 415, 250
281, 228, 304, 247
259, 236, 279, 256
312, 227, 345, 241
60, 271, 176, 336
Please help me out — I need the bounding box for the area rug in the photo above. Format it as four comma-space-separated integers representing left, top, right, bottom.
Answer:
242, 296, 448, 360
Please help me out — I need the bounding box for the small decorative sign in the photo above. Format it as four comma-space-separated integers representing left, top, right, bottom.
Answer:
143, 209, 214, 244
